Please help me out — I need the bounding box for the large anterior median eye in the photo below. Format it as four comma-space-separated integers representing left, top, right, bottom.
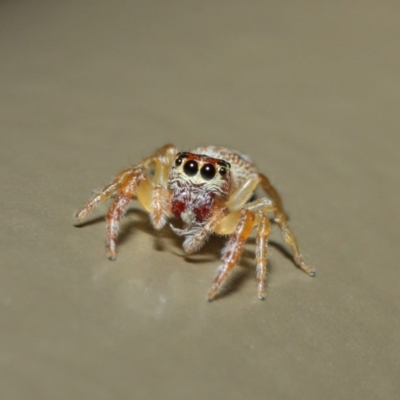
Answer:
200, 163, 216, 180
183, 160, 198, 176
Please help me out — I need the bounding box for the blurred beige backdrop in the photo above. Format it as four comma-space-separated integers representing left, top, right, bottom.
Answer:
1, 1, 399, 399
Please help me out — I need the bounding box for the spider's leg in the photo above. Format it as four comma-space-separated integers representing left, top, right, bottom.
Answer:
258, 173, 315, 276
106, 169, 148, 260
75, 144, 177, 222
276, 218, 315, 276
107, 195, 131, 260
75, 168, 137, 221
106, 142, 177, 258
76, 144, 178, 258
258, 173, 285, 211
255, 211, 271, 300
208, 209, 255, 301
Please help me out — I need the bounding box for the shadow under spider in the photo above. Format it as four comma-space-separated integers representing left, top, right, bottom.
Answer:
75, 207, 295, 298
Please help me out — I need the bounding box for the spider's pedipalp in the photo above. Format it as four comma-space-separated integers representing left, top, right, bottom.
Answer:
226, 173, 260, 211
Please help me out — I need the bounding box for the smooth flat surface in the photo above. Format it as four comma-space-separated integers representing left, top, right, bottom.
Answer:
1, 1, 400, 399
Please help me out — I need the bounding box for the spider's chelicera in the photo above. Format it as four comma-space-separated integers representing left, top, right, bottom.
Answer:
75, 144, 315, 301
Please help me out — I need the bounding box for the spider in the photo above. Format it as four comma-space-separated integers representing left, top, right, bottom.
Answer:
75, 144, 315, 301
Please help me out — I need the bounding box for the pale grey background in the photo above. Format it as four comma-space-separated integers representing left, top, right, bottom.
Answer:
1, 1, 399, 399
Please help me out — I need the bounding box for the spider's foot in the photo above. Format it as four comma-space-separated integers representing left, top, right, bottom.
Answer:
300, 263, 315, 277
75, 208, 87, 221
207, 284, 219, 302
295, 255, 315, 277
207, 293, 216, 302
257, 294, 266, 300
257, 282, 265, 300
308, 267, 316, 277
300, 263, 316, 277
107, 245, 117, 261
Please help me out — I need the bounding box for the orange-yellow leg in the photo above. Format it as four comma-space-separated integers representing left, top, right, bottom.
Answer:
279, 220, 315, 276
76, 167, 148, 259
75, 144, 177, 223
106, 195, 131, 260
101, 170, 169, 260
75, 144, 177, 259
256, 211, 271, 300
105, 170, 148, 259
258, 173, 285, 211
75, 168, 142, 221
258, 173, 315, 277
207, 209, 255, 301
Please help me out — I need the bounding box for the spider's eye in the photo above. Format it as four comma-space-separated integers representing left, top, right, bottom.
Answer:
219, 167, 227, 176
200, 163, 216, 180
175, 157, 183, 167
183, 160, 198, 176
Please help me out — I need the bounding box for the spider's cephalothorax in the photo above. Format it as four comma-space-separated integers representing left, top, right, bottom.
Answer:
75, 144, 315, 301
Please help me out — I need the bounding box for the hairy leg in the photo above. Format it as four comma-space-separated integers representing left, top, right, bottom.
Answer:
106, 195, 131, 260
207, 209, 255, 301
75, 144, 177, 221
258, 173, 315, 276
256, 211, 271, 300
75, 168, 142, 221
105, 169, 148, 259
76, 144, 178, 258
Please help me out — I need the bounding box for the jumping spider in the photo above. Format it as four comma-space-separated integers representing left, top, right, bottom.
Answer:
75, 144, 315, 301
